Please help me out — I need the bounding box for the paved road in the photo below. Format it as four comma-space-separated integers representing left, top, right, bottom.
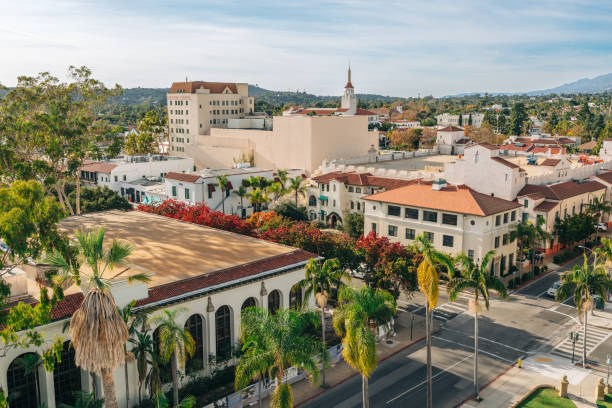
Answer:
302, 256, 612, 408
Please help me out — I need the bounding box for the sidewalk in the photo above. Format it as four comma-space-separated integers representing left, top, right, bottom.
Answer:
260, 308, 430, 407
461, 353, 609, 408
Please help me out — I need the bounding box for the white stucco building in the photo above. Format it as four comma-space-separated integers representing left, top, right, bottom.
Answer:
362, 179, 521, 277
436, 113, 484, 128
436, 126, 472, 155
2, 211, 315, 408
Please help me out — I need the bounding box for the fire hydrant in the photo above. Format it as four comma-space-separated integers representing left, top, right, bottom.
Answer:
518, 357, 522, 368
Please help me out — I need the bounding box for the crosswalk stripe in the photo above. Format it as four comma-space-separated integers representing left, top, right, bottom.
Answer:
552, 326, 612, 359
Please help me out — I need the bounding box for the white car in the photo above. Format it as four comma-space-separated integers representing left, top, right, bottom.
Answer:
351, 263, 367, 280
547, 281, 561, 298
597, 222, 607, 232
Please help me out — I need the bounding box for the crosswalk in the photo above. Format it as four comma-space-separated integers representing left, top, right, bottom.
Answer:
551, 325, 612, 361
400, 301, 467, 323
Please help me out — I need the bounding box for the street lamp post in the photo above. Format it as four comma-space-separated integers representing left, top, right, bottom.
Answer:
578, 245, 597, 267
607, 353, 610, 386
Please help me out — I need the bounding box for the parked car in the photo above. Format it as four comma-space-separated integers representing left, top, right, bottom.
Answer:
351, 263, 367, 280
597, 222, 607, 232
547, 281, 562, 298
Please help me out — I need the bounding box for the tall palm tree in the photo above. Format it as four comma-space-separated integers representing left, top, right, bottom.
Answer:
216, 174, 230, 214
530, 216, 551, 273
509, 221, 532, 262
556, 255, 612, 367
276, 169, 288, 190
587, 195, 611, 223
129, 330, 155, 404
237, 307, 328, 408
299, 258, 349, 387
287, 176, 306, 207
448, 251, 508, 401
414, 233, 454, 408
148, 309, 195, 407
46, 227, 149, 408
232, 185, 248, 217
332, 286, 396, 408
266, 181, 285, 204
247, 188, 269, 213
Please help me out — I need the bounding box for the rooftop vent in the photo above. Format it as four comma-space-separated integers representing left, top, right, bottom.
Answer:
432, 179, 447, 191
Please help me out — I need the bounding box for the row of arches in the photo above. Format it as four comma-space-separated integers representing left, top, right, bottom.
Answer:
5, 285, 304, 407
7, 342, 81, 408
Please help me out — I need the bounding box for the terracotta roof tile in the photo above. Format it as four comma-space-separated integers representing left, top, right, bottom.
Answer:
491, 157, 521, 169
356, 108, 376, 115
169, 82, 239, 94
165, 172, 202, 183
312, 172, 417, 190
594, 171, 612, 184
81, 162, 119, 173
540, 159, 561, 167
518, 181, 606, 200
534, 201, 559, 213
362, 181, 521, 216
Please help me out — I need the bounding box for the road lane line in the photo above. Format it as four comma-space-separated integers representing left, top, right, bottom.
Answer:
432, 336, 514, 363
385, 354, 473, 404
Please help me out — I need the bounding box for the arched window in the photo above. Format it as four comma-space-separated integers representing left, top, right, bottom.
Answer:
53, 341, 82, 405
289, 284, 303, 309
215, 306, 232, 360
308, 196, 317, 206
268, 290, 281, 314
241, 297, 257, 311
185, 314, 204, 373
153, 328, 172, 383
7, 353, 40, 408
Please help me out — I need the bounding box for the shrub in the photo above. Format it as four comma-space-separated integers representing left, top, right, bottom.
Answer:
514, 277, 521, 287
553, 255, 562, 264
508, 279, 515, 289
273, 201, 309, 222
533, 266, 540, 276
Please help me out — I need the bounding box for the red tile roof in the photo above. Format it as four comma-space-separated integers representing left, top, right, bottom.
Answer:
356, 108, 376, 116
594, 171, 612, 184
344, 81, 354, 89
169, 82, 239, 94
312, 172, 416, 190
81, 162, 119, 174
362, 180, 521, 216
534, 201, 559, 213
518, 181, 606, 200
165, 172, 202, 183
540, 159, 561, 167
50, 250, 314, 321
499, 144, 535, 152
438, 126, 464, 132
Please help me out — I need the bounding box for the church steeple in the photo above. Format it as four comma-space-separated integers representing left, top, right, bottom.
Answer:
341, 64, 357, 114
345, 63, 354, 89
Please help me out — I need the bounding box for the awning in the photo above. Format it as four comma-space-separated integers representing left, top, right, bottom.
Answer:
319, 195, 327, 200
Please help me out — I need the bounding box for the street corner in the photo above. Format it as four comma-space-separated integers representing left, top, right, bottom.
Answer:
521, 353, 592, 385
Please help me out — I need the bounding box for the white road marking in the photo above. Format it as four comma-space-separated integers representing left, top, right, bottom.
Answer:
432, 335, 514, 363
386, 354, 473, 404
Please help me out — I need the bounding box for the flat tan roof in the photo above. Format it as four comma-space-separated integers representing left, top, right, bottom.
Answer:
59, 210, 294, 288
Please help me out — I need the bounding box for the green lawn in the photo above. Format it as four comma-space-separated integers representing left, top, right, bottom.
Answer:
517, 387, 576, 408
597, 394, 612, 408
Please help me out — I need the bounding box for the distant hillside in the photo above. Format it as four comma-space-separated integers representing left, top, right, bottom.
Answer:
527, 73, 612, 95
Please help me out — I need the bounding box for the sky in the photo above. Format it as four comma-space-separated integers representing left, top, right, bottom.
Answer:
1, 0, 611, 97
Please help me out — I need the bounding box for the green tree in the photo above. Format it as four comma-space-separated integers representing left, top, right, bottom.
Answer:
299, 258, 349, 387
509, 221, 531, 262
138, 110, 168, 152
237, 307, 328, 408
556, 256, 612, 367
287, 176, 307, 207
332, 286, 396, 408
448, 251, 508, 400
468, 113, 473, 126
232, 185, 249, 217
45, 227, 149, 408
587, 195, 611, 223
273, 201, 308, 222
129, 330, 156, 404
342, 212, 364, 239
458, 114, 463, 126
247, 188, 269, 213
509, 102, 528, 135
216, 175, 230, 214
148, 309, 196, 406
124, 130, 157, 155
414, 233, 454, 408
58, 391, 105, 408
67, 186, 131, 213
276, 169, 289, 190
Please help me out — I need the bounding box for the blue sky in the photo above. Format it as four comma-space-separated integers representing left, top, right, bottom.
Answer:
1, 0, 611, 96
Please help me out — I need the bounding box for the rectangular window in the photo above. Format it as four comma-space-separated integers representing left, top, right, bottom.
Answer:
357, 202, 361, 210
388, 205, 401, 216
350, 201, 354, 209
405, 208, 419, 219
509, 254, 514, 268
425, 231, 434, 242
388, 225, 398, 237
502, 234, 508, 245
442, 213, 457, 226
442, 235, 454, 247
503, 213, 509, 223
495, 215, 501, 226
172, 186, 177, 197
356, 188, 361, 193
405, 228, 415, 240
511, 210, 516, 221
348, 186, 354, 192
468, 249, 474, 260
123, 175, 126, 181
114, 175, 118, 182
494, 236, 500, 248
522, 212, 529, 222
371, 223, 377, 233
523, 199, 528, 208
423, 211, 438, 223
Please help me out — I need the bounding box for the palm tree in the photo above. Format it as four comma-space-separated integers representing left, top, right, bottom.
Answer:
46, 227, 149, 408
129, 330, 155, 404
148, 309, 195, 407
232, 185, 248, 217
287, 176, 306, 207
587, 195, 611, 223
216, 174, 230, 214
276, 169, 288, 190
58, 391, 104, 408
266, 181, 285, 204
299, 258, 349, 387
509, 221, 532, 262
247, 188, 269, 213
237, 307, 328, 408
556, 255, 612, 367
530, 217, 551, 273
414, 233, 454, 408
448, 251, 508, 401
332, 286, 396, 408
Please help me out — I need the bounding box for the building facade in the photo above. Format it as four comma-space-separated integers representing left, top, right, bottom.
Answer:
436, 113, 484, 128
363, 179, 521, 277
2, 211, 314, 408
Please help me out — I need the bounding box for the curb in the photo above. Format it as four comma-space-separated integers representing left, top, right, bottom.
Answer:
295, 335, 427, 407
511, 252, 584, 294
455, 362, 518, 408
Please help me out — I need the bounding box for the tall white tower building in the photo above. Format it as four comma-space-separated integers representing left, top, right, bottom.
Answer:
340, 65, 357, 115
